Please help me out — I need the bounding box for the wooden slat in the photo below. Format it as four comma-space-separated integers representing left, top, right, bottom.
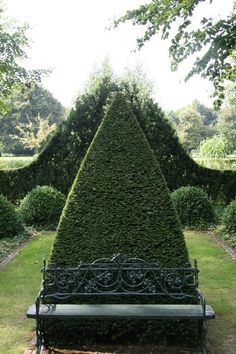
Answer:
27, 304, 215, 320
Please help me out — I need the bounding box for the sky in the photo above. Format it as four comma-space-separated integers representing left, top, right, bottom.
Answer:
4, 0, 235, 111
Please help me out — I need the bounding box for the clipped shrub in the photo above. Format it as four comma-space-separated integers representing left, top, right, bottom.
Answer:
50, 93, 188, 267
213, 202, 226, 224
221, 200, 236, 248
19, 186, 66, 230
0, 194, 22, 239
47, 94, 193, 346
171, 186, 216, 229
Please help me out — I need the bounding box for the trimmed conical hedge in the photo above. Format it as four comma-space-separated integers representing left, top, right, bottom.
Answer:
50, 93, 188, 267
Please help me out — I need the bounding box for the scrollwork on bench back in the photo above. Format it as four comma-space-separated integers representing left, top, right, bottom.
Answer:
42, 254, 199, 302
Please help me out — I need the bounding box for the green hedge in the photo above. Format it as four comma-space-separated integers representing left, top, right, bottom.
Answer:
171, 186, 216, 229
0, 71, 235, 203
50, 93, 188, 267
46, 94, 195, 346
219, 200, 236, 249
221, 200, 236, 234
0, 194, 22, 239
19, 186, 66, 230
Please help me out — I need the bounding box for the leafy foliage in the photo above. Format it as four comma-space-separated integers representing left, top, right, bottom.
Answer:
174, 105, 205, 151
191, 100, 217, 126
171, 186, 216, 229
198, 135, 229, 158
19, 186, 66, 230
11, 113, 56, 154
166, 100, 216, 152
219, 199, 236, 249
114, 0, 236, 108
217, 106, 236, 152
0, 8, 48, 113
0, 229, 29, 263
0, 194, 22, 239
0, 140, 3, 156
0, 85, 65, 155
221, 200, 236, 234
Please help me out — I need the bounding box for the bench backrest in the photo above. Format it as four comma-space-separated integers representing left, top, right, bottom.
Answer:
42, 254, 199, 302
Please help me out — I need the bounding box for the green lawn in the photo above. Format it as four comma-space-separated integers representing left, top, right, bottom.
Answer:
187, 231, 236, 354
193, 156, 236, 170
0, 231, 235, 354
0, 156, 35, 170
0, 232, 55, 354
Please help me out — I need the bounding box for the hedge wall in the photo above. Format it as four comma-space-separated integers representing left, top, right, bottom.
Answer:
50, 93, 188, 267
0, 71, 235, 203
0, 73, 116, 203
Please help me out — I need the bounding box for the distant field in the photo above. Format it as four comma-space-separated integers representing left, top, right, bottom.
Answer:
1, 155, 236, 171
193, 156, 236, 170
0, 156, 35, 170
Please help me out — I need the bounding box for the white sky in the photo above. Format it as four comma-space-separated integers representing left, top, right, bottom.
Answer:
4, 0, 235, 110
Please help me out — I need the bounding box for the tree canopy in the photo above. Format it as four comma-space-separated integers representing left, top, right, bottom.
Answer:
114, 0, 236, 109
0, 7, 47, 113
0, 85, 65, 154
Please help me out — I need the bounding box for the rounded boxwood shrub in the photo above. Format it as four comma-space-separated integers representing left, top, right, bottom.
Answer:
171, 186, 216, 229
221, 200, 236, 234
19, 186, 66, 230
0, 194, 23, 239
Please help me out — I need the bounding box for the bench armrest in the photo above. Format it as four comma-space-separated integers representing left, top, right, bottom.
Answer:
196, 287, 206, 319
35, 288, 44, 316
35, 258, 47, 316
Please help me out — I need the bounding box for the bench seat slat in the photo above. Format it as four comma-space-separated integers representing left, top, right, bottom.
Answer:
27, 304, 215, 320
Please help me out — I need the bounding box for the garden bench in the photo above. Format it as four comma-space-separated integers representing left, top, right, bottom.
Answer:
27, 253, 215, 354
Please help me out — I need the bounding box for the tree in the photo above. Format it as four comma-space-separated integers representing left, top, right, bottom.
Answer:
216, 106, 236, 151
191, 100, 217, 126
165, 110, 179, 127
222, 81, 236, 107
114, 0, 236, 108
175, 105, 206, 151
0, 7, 47, 113
0, 140, 3, 156
11, 113, 56, 154
198, 135, 229, 158
0, 85, 65, 154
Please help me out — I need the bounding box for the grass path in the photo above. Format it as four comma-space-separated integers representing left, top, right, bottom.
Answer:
0, 231, 235, 354
0, 232, 55, 354
187, 231, 236, 354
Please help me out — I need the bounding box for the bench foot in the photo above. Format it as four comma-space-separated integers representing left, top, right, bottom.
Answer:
36, 318, 47, 354
197, 319, 207, 354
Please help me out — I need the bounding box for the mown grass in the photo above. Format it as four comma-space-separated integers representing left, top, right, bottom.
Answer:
0, 232, 55, 354
186, 231, 236, 354
0, 156, 35, 170
193, 156, 236, 170
0, 231, 235, 353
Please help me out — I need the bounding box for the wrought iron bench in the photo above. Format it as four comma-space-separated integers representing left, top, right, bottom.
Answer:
27, 254, 215, 354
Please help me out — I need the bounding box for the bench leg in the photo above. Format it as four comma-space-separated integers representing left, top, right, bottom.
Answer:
36, 318, 47, 354
197, 319, 207, 354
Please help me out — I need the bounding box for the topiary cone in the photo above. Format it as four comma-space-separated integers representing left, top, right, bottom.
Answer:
50, 93, 189, 267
